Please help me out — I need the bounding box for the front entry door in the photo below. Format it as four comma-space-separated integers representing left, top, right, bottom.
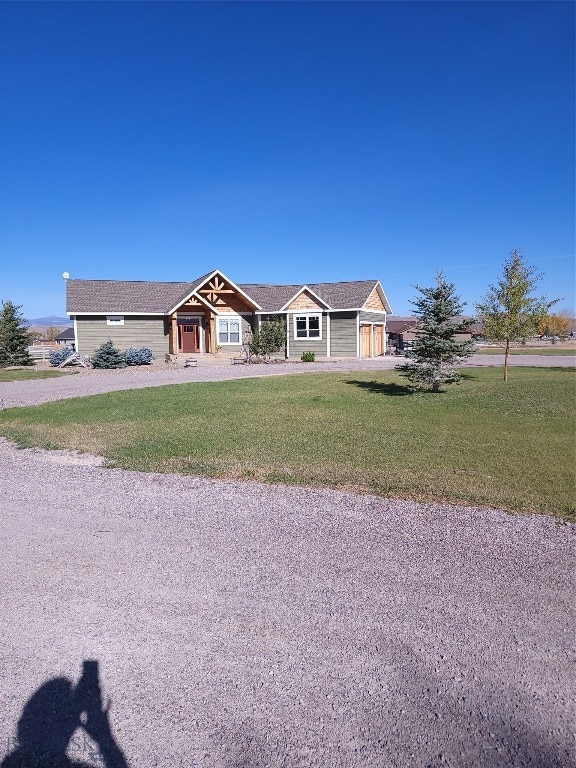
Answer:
180, 324, 200, 353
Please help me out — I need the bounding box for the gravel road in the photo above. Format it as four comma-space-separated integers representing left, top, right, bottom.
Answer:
0, 438, 573, 768
1, 354, 573, 409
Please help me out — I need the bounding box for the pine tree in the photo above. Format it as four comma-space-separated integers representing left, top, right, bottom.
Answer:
91, 340, 126, 369
476, 250, 559, 380
0, 300, 34, 367
396, 273, 474, 392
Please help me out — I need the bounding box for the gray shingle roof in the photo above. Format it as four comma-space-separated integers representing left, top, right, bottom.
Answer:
239, 280, 387, 312
54, 327, 75, 341
66, 275, 211, 314
386, 316, 418, 334
67, 273, 389, 314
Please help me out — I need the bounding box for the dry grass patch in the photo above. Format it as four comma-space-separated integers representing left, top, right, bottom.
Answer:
0, 369, 72, 381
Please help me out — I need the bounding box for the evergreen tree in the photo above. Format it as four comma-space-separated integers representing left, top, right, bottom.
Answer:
396, 273, 474, 392
0, 300, 34, 367
91, 340, 126, 369
476, 250, 559, 380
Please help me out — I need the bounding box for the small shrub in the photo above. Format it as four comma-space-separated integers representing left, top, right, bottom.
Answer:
301, 351, 315, 362
123, 347, 154, 366
249, 318, 287, 361
92, 341, 126, 369
49, 347, 75, 366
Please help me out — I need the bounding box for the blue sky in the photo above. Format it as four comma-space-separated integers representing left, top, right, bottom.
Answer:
1, 1, 574, 319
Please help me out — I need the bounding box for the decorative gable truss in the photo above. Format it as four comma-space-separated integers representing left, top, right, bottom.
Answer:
168, 270, 262, 315
281, 286, 331, 312
198, 274, 235, 306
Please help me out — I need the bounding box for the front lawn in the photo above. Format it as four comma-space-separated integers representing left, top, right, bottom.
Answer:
0, 367, 573, 517
0, 369, 71, 382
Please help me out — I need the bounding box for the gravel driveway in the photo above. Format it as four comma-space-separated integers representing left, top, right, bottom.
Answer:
1, 354, 573, 409
0, 438, 573, 768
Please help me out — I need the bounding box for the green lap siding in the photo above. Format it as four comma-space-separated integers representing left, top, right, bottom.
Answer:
359, 311, 387, 324
217, 315, 255, 355
330, 312, 358, 357
288, 314, 327, 359
75, 316, 169, 359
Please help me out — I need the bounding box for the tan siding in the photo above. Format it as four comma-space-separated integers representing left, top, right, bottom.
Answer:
363, 286, 385, 311
285, 290, 325, 311
330, 312, 358, 357
217, 297, 255, 313
75, 316, 169, 359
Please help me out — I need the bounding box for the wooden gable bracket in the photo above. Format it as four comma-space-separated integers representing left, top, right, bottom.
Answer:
181, 296, 203, 308
198, 276, 235, 306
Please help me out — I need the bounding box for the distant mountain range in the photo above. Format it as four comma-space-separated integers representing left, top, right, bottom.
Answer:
29, 315, 72, 327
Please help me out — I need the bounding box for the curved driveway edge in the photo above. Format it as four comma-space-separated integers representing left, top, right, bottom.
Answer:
1, 354, 573, 409
0, 437, 573, 768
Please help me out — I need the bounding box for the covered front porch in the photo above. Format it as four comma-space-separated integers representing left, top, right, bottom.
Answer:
167, 271, 259, 355
168, 310, 217, 355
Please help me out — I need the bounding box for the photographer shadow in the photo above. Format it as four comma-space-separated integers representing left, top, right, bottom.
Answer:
2, 660, 129, 768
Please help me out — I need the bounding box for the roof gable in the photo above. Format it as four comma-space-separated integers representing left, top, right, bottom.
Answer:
168, 270, 262, 314
307, 280, 391, 312
281, 286, 331, 311
362, 282, 391, 312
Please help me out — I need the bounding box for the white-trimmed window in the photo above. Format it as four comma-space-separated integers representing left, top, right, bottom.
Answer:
106, 315, 124, 326
218, 316, 241, 344
294, 314, 322, 339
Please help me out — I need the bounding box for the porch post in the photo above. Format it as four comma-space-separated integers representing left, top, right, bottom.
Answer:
209, 313, 216, 354
171, 314, 178, 354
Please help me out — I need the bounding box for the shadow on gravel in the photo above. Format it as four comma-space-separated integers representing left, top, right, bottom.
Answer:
1, 660, 129, 768
345, 379, 414, 396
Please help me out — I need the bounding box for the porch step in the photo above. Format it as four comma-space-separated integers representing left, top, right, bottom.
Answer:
165, 354, 236, 368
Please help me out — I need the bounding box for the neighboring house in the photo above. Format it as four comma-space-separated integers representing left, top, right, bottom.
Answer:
386, 315, 476, 352
54, 327, 76, 347
66, 269, 392, 359
385, 317, 419, 352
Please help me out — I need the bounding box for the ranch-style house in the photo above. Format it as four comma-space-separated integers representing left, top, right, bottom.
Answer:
66, 269, 392, 360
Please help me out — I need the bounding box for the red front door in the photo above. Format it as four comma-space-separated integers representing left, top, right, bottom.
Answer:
180, 324, 200, 353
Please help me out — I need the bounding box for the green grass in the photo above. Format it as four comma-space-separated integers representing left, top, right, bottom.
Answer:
0, 367, 574, 518
476, 347, 576, 356
0, 369, 71, 381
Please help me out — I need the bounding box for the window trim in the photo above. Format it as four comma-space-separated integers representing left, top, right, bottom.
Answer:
293, 313, 322, 341
217, 315, 242, 345
106, 315, 124, 326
